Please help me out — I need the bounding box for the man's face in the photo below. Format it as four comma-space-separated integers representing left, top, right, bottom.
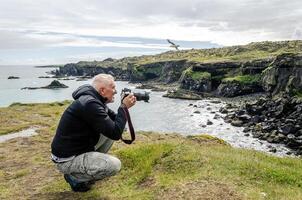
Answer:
99, 80, 117, 103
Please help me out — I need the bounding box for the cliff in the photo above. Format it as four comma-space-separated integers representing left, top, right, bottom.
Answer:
261, 53, 302, 96
50, 40, 302, 97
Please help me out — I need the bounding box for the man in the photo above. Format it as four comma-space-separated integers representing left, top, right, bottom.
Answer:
51, 74, 136, 192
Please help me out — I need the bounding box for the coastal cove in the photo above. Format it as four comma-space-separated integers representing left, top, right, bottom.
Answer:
0, 65, 294, 156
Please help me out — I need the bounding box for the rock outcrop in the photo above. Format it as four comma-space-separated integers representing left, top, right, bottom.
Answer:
53, 63, 129, 80
129, 60, 189, 83
8, 76, 20, 79
179, 59, 271, 97
261, 53, 302, 95
21, 80, 68, 90
216, 82, 263, 97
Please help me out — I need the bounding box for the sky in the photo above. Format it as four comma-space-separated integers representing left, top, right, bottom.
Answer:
0, 0, 301, 65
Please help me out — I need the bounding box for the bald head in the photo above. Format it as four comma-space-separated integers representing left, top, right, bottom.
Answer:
91, 74, 117, 103
91, 74, 115, 91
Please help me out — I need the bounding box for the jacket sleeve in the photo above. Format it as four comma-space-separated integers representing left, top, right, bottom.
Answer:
83, 100, 127, 140
107, 108, 117, 120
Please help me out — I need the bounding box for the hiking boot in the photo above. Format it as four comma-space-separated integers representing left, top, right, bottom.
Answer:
64, 174, 92, 192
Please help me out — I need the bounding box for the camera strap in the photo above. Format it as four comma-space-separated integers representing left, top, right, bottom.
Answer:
121, 106, 135, 144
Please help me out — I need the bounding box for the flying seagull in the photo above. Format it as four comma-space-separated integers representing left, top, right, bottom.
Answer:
167, 39, 180, 51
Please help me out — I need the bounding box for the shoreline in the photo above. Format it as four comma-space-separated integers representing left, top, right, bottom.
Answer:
0, 95, 295, 157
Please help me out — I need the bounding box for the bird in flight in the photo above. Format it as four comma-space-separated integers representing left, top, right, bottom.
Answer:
167, 39, 180, 51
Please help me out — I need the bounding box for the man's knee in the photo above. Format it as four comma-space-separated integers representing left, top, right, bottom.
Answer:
87, 153, 121, 178
107, 156, 121, 175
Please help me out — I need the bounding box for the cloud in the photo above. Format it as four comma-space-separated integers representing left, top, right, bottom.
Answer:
0, 0, 301, 64
0, 0, 301, 45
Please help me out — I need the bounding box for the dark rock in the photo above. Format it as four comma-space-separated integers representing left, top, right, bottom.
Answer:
219, 107, 228, 114
262, 124, 275, 132
193, 111, 201, 114
279, 124, 296, 135
243, 127, 250, 133
296, 130, 302, 136
213, 114, 220, 119
231, 120, 244, 127
8, 76, 20, 79
236, 110, 246, 116
224, 119, 232, 123
21, 80, 68, 90
238, 114, 251, 122
252, 132, 262, 138
269, 147, 277, 153
209, 100, 221, 104
267, 136, 275, 143
103, 57, 115, 62
207, 120, 213, 125
42, 80, 68, 89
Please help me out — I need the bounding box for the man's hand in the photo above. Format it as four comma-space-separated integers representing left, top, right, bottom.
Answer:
122, 93, 136, 109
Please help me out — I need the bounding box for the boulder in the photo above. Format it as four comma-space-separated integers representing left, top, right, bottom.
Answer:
42, 80, 68, 89
8, 76, 20, 79
21, 80, 68, 90
231, 120, 244, 127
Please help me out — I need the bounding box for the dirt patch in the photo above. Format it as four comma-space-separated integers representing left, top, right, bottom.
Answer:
137, 176, 157, 188
187, 135, 229, 146
156, 180, 243, 200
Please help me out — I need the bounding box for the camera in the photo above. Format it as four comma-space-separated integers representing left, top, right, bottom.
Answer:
121, 88, 150, 102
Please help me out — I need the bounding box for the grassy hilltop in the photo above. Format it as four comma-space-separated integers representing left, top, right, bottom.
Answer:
1, 102, 302, 200
57, 40, 302, 70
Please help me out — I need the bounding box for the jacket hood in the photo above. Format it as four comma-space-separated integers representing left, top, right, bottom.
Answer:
72, 84, 107, 103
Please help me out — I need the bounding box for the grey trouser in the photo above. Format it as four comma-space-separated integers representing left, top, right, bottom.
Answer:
56, 134, 121, 182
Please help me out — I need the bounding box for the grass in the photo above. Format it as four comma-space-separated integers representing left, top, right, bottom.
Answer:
183, 67, 211, 81
291, 89, 302, 99
222, 74, 262, 85
0, 101, 70, 135
1, 102, 302, 199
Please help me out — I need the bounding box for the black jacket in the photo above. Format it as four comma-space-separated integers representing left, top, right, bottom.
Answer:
51, 84, 127, 158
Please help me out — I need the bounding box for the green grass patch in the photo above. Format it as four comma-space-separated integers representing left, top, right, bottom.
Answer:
292, 89, 302, 99
184, 67, 211, 80
222, 74, 261, 85
116, 143, 175, 185
0, 185, 10, 199
12, 169, 31, 179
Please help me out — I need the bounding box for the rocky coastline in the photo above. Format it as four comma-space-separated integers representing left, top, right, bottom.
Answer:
221, 94, 302, 155
43, 41, 302, 154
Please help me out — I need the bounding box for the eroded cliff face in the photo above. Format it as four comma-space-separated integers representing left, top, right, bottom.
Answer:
52, 52, 302, 97
262, 53, 302, 95
54, 63, 129, 80
179, 59, 271, 97
128, 60, 190, 83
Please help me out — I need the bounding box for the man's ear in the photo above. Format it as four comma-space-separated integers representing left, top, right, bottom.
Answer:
98, 87, 105, 96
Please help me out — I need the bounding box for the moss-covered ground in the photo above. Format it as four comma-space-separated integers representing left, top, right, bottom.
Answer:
1, 102, 302, 200
183, 67, 211, 81
222, 74, 262, 85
